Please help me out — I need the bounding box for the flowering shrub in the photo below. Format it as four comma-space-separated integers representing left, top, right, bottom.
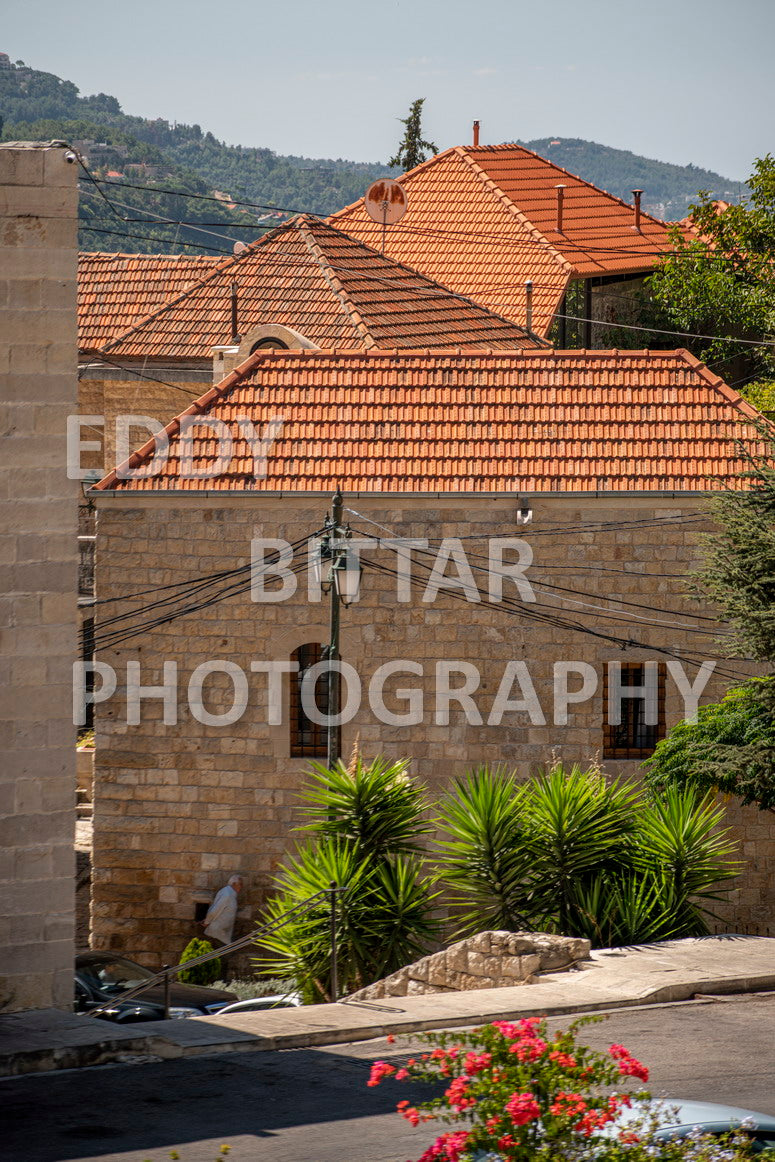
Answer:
368, 1018, 769, 1161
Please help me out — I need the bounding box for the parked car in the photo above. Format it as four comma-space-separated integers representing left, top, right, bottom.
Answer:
616, 1100, 775, 1153
203, 992, 302, 1016
75, 952, 237, 1022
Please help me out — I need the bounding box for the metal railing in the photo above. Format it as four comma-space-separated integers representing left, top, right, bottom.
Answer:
88, 881, 344, 1019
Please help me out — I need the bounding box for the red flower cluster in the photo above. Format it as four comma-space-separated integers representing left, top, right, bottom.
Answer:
417, 1130, 470, 1162
505, 1091, 541, 1126
575, 1107, 615, 1137
510, 1036, 548, 1062
397, 1100, 421, 1127
445, 1077, 476, 1112
463, 1050, 492, 1076
608, 1043, 649, 1082
549, 1091, 588, 1119
548, 1050, 577, 1069
367, 1060, 395, 1087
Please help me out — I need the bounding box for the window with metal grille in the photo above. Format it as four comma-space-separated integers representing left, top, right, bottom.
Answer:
603, 662, 666, 759
290, 643, 337, 758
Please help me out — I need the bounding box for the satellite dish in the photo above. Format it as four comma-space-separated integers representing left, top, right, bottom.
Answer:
364, 179, 408, 226
233, 241, 249, 256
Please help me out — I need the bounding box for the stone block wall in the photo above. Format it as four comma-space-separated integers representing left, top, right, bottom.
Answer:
346, 930, 591, 1000
0, 142, 78, 1011
88, 492, 771, 966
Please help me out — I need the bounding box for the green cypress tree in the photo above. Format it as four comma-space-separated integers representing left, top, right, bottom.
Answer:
388, 98, 438, 172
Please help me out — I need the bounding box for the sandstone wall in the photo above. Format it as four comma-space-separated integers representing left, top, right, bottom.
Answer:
89, 492, 771, 966
0, 142, 78, 1011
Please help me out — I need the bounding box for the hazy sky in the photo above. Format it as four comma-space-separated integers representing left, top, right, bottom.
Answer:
4, 0, 774, 179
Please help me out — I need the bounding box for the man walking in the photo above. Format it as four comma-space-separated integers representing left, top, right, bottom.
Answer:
202, 874, 243, 953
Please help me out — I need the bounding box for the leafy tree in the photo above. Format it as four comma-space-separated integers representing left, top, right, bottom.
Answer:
388, 98, 437, 172
697, 431, 775, 665
647, 155, 775, 384
644, 678, 775, 813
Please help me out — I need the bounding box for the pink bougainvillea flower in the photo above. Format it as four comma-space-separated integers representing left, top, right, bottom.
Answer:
505, 1091, 542, 1126
463, 1051, 492, 1076
367, 1060, 396, 1087
395, 1068, 409, 1081
386, 1034, 395, 1044
444, 1077, 475, 1111
548, 1050, 577, 1069
550, 1091, 588, 1119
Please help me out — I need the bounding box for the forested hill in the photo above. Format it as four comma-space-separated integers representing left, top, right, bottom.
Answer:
521, 137, 743, 220
0, 56, 743, 254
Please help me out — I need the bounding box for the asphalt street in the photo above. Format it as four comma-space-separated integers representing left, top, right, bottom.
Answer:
4, 993, 775, 1162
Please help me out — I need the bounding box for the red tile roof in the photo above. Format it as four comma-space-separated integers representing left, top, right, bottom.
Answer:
84, 216, 540, 361
331, 144, 682, 336
78, 252, 223, 352
94, 348, 763, 495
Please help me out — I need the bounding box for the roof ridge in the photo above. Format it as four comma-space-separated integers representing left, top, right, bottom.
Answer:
297, 218, 377, 349
457, 147, 574, 275
466, 141, 671, 230
94, 348, 266, 489
312, 213, 542, 344
95, 217, 305, 357
675, 347, 771, 426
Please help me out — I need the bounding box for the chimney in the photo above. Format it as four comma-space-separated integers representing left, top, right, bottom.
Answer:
525, 280, 534, 333
472, 120, 480, 147
555, 184, 566, 233
632, 189, 643, 233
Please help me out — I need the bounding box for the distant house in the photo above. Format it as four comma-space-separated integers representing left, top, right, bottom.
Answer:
87, 346, 768, 964
332, 139, 682, 344
77, 214, 541, 471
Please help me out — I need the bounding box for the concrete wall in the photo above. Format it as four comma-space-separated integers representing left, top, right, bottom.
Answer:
0, 142, 78, 1011
90, 492, 767, 965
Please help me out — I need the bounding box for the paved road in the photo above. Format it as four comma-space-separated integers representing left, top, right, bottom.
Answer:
4, 994, 775, 1162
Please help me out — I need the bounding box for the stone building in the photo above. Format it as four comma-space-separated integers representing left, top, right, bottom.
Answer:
1, 142, 79, 1011
88, 346, 769, 966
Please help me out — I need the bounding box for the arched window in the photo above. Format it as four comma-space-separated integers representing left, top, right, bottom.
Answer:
290, 643, 338, 758
249, 337, 289, 353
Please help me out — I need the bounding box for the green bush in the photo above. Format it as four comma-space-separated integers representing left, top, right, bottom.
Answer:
178, 938, 221, 986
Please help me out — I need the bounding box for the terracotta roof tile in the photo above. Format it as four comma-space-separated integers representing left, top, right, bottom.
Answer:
94, 349, 764, 495
83, 217, 540, 361
331, 144, 682, 336
78, 252, 223, 352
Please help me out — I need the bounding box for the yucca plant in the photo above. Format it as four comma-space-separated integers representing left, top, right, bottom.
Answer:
254, 838, 439, 1001
298, 755, 432, 860
519, 764, 640, 934
435, 765, 533, 937
255, 754, 439, 1000
633, 784, 741, 934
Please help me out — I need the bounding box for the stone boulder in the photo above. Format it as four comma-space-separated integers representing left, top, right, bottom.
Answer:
345, 930, 590, 1001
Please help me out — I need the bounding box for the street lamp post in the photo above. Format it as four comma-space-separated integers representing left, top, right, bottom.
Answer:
317, 489, 362, 769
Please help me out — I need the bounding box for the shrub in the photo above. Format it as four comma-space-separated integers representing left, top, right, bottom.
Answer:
178, 938, 221, 986
369, 1018, 767, 1161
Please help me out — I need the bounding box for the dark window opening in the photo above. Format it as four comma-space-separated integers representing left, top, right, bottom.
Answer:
250, 337, 289, 353
603, 662, 666, 759
290, 643, 339, 758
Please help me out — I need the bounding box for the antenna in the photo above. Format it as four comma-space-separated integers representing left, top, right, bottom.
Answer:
364, 178, 408, 251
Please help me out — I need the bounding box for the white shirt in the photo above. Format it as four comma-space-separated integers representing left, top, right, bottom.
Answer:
203, 885, 238, 945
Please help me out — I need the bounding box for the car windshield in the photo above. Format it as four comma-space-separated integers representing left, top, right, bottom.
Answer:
79, 957, 155, 993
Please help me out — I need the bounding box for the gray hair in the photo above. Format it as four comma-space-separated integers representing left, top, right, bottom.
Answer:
228, 874, 244, 887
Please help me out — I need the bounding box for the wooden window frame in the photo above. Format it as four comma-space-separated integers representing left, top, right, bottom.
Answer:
290, 642, 339, 759
603, 662, 666, 759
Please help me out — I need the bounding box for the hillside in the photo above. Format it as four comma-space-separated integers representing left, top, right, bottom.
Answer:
522, 137, 743, 220
0, 57, 744, 254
